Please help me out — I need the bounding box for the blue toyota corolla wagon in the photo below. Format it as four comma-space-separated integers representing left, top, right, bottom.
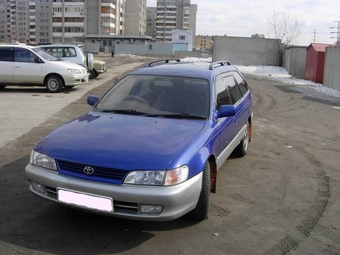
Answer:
25, 59, 253, 221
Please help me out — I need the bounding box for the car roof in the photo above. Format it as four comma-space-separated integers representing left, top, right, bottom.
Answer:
0, 44, 38, 50
129, 59, 239, 80
40, 44, 82, 48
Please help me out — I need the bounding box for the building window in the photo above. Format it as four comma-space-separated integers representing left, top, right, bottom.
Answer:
179, 35, 185, 40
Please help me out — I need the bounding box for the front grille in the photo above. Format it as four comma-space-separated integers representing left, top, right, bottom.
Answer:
57, 160, 128, 184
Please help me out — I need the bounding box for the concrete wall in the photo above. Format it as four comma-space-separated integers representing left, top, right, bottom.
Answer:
283, 46, 307, 79
323, 46, 340, 91
174, 51, 211, 59
115, 43, 174, 56
212, 36, 281, 66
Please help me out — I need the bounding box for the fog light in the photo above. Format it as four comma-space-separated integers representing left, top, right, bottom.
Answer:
31, 181, 45, 193
140, 204, 163, 214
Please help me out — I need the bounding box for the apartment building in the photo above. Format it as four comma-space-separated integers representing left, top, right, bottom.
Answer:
0, 0, 29, 43
146, 7, 156, 38
0, 0, 8, 42
154, 0, 197, 43
195, 35, 212, 51
86, 0, 126, 37
0, 0, 127, 45
125, 0, 146, 36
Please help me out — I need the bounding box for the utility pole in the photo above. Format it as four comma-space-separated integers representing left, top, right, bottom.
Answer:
312, 29, 317, 42
330, 21, 340, 45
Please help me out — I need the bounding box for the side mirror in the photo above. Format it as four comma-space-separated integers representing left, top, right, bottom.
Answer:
87, 95, 99, 106
34, 57, 43, 63
216, 105, 236, 118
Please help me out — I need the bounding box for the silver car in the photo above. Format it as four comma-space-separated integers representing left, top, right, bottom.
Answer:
0, 44, 89, 93
40, 44, 107, 79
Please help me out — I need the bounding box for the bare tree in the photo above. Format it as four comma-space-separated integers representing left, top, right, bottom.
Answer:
267, 9, 301, 46
267, 9, 301, 66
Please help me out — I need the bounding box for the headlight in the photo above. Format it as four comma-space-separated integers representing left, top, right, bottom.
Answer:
67, 69, 81, 74
30, 150, 57, 171
124, 171, 165, 185
124, 165, 189, 186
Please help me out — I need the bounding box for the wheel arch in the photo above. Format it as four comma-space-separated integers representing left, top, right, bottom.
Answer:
44, 73, 65, 87
208, 155, 217, 193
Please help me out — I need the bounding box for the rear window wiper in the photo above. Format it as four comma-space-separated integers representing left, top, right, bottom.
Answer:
145, 113, 207, 120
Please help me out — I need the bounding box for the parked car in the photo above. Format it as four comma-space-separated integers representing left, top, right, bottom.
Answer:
40, 44, 107, 79
25, 59, 253, 221
0, 44, 88, 92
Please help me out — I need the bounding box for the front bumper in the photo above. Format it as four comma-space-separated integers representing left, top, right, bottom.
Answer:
63, 73, 89, 86
96, 65, 107, 74
25, 163, 202, 221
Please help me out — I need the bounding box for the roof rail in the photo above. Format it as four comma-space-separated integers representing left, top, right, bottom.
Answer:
209, 60, 232, 70
145, 59, 181, 67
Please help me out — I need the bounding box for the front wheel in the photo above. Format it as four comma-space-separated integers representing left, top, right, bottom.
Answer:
88, 69, 98, 79
189, 161, 211, 221
45, 75, 63, 93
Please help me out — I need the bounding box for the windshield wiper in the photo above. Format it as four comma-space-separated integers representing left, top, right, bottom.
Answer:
145, 113, 207, 119
99, 109, 147, 115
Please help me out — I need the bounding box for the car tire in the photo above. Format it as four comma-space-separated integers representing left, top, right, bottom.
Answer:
45, 75, 63, 93
189, 161, 210, 221
234, 122, 249, 157
87, 53, 94, 71
88, 69, 98, 79
0, 85, 6, 89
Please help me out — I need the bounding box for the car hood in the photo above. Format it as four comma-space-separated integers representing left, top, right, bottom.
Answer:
35, 111, 206, 170
93, 59, 106, 65
45, 59, 86, 70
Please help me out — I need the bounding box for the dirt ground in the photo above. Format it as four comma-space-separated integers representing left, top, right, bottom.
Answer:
0, 60, 340, 255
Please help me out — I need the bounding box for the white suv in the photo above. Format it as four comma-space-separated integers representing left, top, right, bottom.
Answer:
40, 44, 107, 79
0, 44, 89, 93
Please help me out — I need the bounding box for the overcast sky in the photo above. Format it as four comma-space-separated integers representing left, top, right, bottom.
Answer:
147, 0, 340, 46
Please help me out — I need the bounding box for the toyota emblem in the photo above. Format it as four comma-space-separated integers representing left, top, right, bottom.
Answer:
83, 166, 94, 175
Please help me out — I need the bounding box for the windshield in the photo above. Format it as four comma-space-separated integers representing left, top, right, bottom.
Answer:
95, 75, 210, 119
31, 47, 59, 61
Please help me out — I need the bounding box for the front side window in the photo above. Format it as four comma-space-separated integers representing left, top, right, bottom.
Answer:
95, 75, 210, 119
215, 74, 230, 110
233, 71, 249, 96
14, 48, 37, 63
223, 75, 242, 104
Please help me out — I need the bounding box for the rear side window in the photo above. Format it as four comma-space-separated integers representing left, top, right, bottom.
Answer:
44, 47, 77, 58
0, 47, 14, 62
45, 48, 64, 58
64, 47, 77, 57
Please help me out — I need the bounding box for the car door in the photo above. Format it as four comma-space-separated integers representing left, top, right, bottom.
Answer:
231, 71, 251, 128
214, 73, 236, 157
13, 47, 43, 84
0, 47, 14, 84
